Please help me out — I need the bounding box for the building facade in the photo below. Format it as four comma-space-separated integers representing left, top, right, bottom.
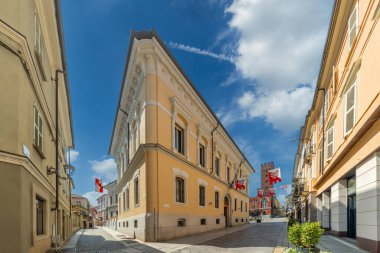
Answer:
0, 0, 75, 252
109, 31, 254, 242
96, 193, 108, 225
71, 194, 90, 229
104, 180, 118, 229
250, 162, 280, 218
292, 1, 380, 252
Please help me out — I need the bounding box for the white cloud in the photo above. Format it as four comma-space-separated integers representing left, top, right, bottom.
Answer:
82, 190, 108, 207
221, 0, 333, 133
89, 158, 117, 181
68, 150, 79, 163
169, 42, 235, 63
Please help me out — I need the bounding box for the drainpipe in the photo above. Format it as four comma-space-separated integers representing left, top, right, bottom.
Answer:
51, 70, 65, 213
318, 88, 325, 175
210, 124, 219, 173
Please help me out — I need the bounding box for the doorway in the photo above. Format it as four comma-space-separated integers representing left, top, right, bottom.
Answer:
347, 176, 356, 238
224, 196, 230, 227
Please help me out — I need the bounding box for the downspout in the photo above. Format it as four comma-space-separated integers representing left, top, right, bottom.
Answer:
210, 124, 219, 173
318, 88, 325, 175
52, 69, 64, 212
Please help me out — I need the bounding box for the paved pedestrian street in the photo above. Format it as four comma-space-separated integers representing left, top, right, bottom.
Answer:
64, 218, 287, 253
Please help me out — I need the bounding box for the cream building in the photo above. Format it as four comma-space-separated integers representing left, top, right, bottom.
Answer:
109, 31, 254, 242
0, 0, 75, 252
292, 0, 380, 252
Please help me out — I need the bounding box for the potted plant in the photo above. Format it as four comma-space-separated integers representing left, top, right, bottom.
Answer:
288, 222, 324, 253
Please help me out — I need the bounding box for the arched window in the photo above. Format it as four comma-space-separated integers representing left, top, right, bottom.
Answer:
261, 198, 268, 209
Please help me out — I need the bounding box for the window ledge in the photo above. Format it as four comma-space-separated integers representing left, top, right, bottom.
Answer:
33, 144, 46, 159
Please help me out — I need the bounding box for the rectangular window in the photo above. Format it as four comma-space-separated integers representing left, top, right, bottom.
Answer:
215, 191, 219, 208
318, 144, 323, 173
176, 177, 185, 203
199, 144, 205, 167
227, 167, 230, 183
134, 220, 138, 228
123, 192, 126, 211
178, 218, 186, 227
175, 124, 184, 154
216, 218, 220, 224
36, 196, 44, 235
215, 157, 220, 176
126, 189, 130, 210
326, 125, 334, 160
348, 3, 358, 50
234, 198, 237, 211
134, 178, 139, 206
199, 186, 205, 206
325, 90, 330, 115
34, 12, 46, 81
245, 202, 247, 212
318, 111, 323, 131
240, 200, 243, 211
200, 218, 206, 225
344, 78, 357, 135
34, 106, 43, 151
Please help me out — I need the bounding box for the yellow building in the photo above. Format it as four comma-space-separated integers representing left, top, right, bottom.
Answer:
71, 194, 91, 230
292, 1, 380, 252
109, 31, 254, 242
0, 0, 75, 252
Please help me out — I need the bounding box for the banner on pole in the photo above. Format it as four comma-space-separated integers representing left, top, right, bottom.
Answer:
268, 168, 282, 184
95, 178, 103, 193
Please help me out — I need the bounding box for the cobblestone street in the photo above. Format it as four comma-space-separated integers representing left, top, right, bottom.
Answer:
63, 218, 288, 253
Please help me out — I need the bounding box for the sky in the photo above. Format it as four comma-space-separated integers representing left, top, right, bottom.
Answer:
61, 0, 334, 206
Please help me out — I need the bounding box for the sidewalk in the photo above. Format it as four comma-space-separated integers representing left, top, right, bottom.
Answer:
317, 235, 369, 253
60, 229, 84, 253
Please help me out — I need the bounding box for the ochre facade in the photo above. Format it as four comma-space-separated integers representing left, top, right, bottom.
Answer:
110, 31, 254, 242
0, 0, 75, 252
292, 1, 380, 252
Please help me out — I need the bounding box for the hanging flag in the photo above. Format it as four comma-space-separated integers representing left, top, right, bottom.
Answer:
268, 168, 282, 184
95, 178, 103, 193
280, 184, 288, 189
236, 178, 246, 190
269, 188, 276, 196
257, 189, 263, 197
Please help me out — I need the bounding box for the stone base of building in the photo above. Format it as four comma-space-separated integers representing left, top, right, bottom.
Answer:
116, 212, 249, 242
357, 236, 380, 253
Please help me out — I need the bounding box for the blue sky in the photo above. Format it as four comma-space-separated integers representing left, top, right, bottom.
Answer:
61, 0, 334, 205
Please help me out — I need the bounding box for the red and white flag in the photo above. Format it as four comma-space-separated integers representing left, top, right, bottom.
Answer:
268, 168, 282, 184
257, 189, 263, 197
236, 178, 246, 190
95, 178, 103, 193
280, 184, 288, 189
269, 188, 276, 196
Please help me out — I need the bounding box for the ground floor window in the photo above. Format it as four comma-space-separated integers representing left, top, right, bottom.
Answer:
36, 196, 44, 235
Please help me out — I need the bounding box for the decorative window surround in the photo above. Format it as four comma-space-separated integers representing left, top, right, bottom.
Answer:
172, 168, 188, 205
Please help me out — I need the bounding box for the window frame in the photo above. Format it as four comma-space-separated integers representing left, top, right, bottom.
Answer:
134, 177, 139, 207
344, 77, 357, 136
33, 106, 43, 152
215, 157, 220, 177
326, 124, 334, 161
175, 177, 185, 203
214, 191, 219, 208
175, 124, 185, 155
199, 185, 206, 207
36, 196, 44, 236
199, 143, 205, 167
348, 2, 359, 51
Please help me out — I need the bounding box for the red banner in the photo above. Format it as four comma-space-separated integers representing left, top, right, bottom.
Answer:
257, 189, 263, 197
236, 178, 246, 190
95, 178, 103, 193
268, 168, 282, 184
